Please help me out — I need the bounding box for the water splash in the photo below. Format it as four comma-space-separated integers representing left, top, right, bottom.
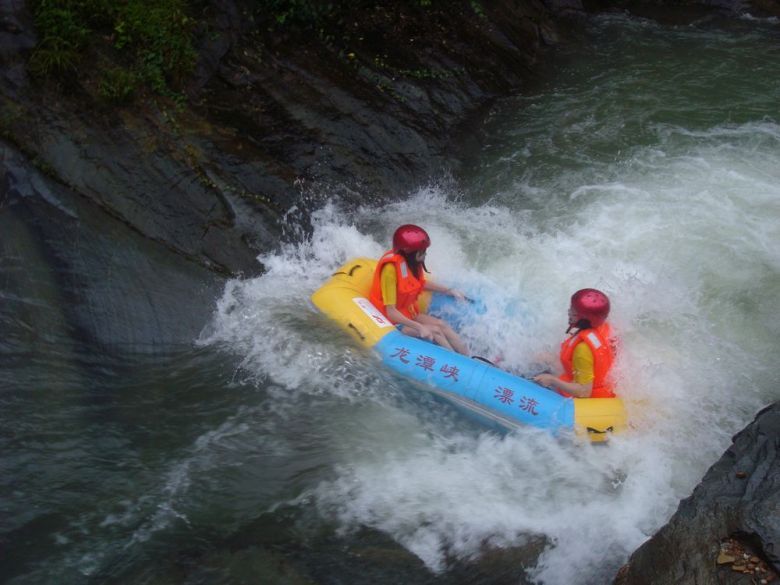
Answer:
201, 14, 780, 585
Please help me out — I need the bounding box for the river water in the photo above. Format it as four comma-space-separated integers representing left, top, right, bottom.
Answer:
3, 12, 779, 585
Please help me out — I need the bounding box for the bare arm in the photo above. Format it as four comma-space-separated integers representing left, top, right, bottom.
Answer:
533, 374, 593, 398
386, 305, 435, 341
423, 281, 466, 302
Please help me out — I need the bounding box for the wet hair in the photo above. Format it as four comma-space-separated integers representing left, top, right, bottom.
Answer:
566, 318, 592, 334
401, 250, 429, 278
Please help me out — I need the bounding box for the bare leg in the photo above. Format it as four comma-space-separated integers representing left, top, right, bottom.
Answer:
415, 314, 469, 356
401, 322, 456, 351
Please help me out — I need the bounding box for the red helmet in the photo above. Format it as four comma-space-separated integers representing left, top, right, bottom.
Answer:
569, 288, 610, 328
392, 224, 430, 253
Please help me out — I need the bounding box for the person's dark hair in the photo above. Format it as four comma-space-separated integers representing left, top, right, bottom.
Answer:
401, 250, 428, 278
567, 318, 592, 334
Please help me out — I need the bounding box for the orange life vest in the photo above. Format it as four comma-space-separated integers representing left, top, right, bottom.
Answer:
368, 250, 426, 320
559, 322, 616, 398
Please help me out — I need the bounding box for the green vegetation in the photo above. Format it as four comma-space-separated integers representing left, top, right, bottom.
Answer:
262, 0, 342, 27
259, 0, 441, 27
28, 1, 485, 103
97, 67, 137, 102
255, 1, 471, 95
470, 1, 487, 20
28, 3, 90, 75
29, 0, 197, 102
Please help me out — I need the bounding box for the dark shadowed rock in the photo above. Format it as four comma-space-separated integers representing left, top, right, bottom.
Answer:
582, 0, 780, 20
0, 0, 563, 349
0, 0, 34, 91
541, 0, 586, 16
1, 140, 226, 350
614, 402, 780, 585
193, 1, 557, 205
214, 509, 549, 585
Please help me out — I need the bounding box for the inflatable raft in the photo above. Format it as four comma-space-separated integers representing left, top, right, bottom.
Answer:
311, 257, 627, 442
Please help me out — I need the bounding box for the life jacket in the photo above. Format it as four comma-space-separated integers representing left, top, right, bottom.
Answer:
368, 250, 426, 320
559, 322, 616, 398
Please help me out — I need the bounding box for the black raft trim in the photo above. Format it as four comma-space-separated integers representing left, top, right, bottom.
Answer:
333, 264, 363, 277
586, 426, 614, 434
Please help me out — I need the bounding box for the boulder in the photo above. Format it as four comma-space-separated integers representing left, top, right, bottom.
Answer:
615, 402, 780, 585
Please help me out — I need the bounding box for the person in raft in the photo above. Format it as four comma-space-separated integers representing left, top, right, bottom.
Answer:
533, 288, 617, 398
369, 224, 470, 355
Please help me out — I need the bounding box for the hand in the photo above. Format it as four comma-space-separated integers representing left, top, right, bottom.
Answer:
416, 324, 435, 341
449, 288, 467, 303
533, 373, 558, 389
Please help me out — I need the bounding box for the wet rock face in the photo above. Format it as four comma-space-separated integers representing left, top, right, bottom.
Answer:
0, 0, 562, 350
614, 402, 780, 585
192, 0, 558, 207
1, 141, 226, 350
0, 0, 35, 90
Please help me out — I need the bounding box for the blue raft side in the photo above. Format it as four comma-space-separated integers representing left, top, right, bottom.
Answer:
375, 330, 575, 434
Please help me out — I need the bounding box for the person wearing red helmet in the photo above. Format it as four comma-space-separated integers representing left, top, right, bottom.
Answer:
533, 289, 617, 398
369, 224, 469, 355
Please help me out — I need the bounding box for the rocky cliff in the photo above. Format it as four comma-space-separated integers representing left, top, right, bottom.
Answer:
615, 402, 780, 585
1, 0, 567, 350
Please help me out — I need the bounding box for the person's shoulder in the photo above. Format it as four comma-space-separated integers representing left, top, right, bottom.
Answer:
380, 263, 397, 281
573, 340, 593, 357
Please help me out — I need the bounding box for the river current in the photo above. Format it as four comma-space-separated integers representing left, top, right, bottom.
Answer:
2, 13, 779, 585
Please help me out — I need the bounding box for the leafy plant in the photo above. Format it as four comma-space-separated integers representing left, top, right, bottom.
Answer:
98, 67, 137, 102
29, 0, 197, 101
28, 36, 81, 76
259, 0, 340, 27
111, 1, 196, 95
28, 2, 91, 75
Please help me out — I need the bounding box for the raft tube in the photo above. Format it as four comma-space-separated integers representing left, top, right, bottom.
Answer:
311, 257, 627, 442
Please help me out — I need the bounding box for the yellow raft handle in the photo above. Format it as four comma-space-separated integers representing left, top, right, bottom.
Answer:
333, 264, 364, 277
347, 322, 366, 341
